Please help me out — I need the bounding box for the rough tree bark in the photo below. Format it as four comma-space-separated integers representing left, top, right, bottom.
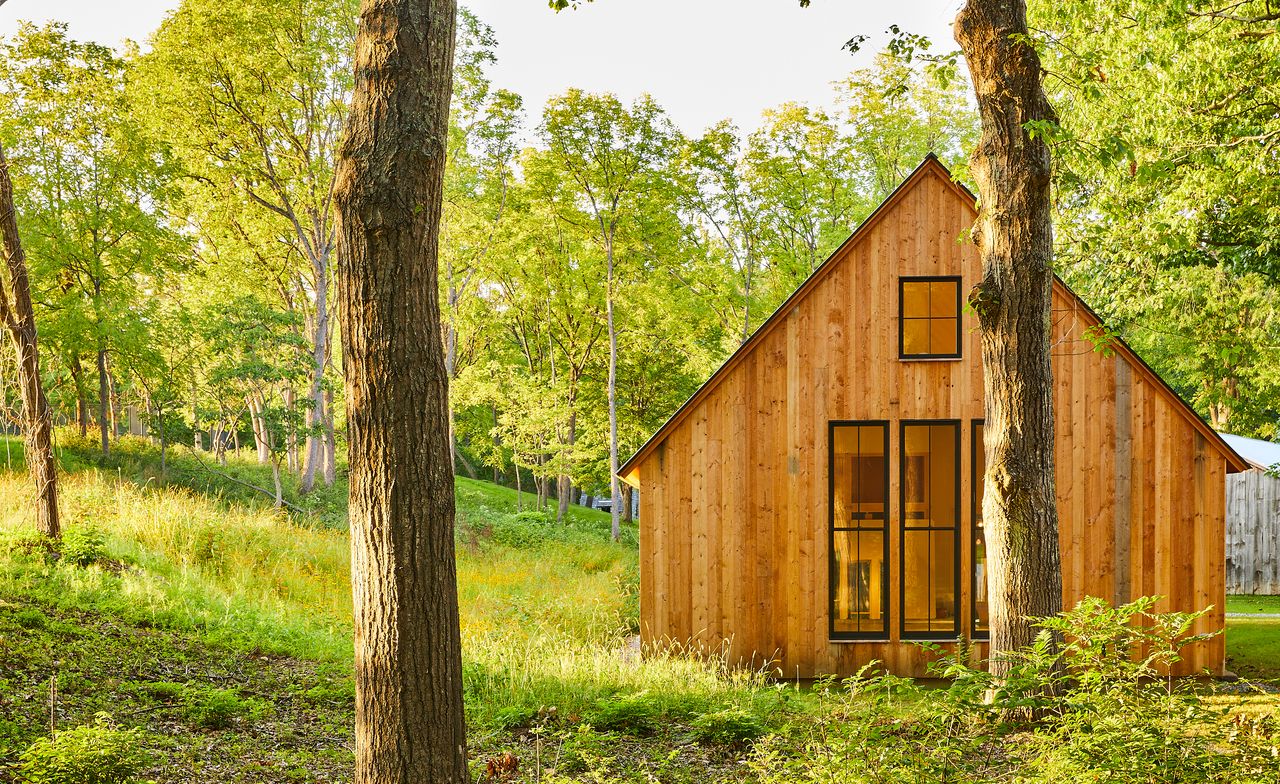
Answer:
955, 0, 1063, 678
96, 345, 110, 455
0, 145, 60, 538
333, 0, 468, 782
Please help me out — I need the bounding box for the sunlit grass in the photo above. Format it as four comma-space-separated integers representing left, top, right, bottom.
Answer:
0, 442, 780, 730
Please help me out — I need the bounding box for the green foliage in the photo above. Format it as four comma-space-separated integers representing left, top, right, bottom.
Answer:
14, 606, 49, 629
137, 682, 185, 702
17, 714, 148, 784
751, 598, 1280, 783
586, 692, 663, 735
60, 528, 106, 568
690, 707, 766, 746
182, 687, 261, 730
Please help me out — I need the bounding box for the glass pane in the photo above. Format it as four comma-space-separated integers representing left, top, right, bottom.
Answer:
832, 423, 889, 637
973, 423, 989, 636
930, 280, 957, 318
902, 319, 929, 355
902, 281, 930, 318
930, 317, 958, 356
902, 423, 959, 637
974, 529, 989, 634
928, 426, 958, 527
902, 530, 957, 634
903, 425, 956, 528
832, 530, 885, 635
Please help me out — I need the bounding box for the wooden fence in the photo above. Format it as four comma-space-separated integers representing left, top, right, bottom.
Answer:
1226, 470, 1280, 594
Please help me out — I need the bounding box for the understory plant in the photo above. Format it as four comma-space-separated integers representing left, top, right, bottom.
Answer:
751, 597, 1280, 783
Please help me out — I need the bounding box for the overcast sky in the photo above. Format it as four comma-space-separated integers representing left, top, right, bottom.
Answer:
0, 0, 963, 134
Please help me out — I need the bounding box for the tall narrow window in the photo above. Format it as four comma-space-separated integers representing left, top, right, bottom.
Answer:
901, 421, 960, 638
972, 420, 989, 639
899, 277, 962, 359
830, 422, 889, 639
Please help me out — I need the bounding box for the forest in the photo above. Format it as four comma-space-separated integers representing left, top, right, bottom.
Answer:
1, 0, 1279, 782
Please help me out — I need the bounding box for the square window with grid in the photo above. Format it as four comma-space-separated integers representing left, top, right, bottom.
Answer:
900, 277, 962, 359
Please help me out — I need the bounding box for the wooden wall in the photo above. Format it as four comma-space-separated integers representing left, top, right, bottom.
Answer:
632, 160, 1236, 678
1226, 470, 1280, 594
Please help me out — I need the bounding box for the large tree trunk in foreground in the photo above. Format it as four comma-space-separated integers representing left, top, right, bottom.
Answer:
0, 145, 60, 539
333, 1, 467, 782
955, 0, 1062, 678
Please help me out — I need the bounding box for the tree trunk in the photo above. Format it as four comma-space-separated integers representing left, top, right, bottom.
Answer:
332, 0, 467, 781
0, 145, 60, 538
284, 386, 298, 473
606, 232, 621, 543
69, 354, 89, 437
300, 262, 329, 494
96, 346, 111, 455
556, 409, 576, 524
955, 0, 1063, 680
249, 394, 271, 465
621, 483, 633, 524
272, 460, 283, 510
323, 388, 336, 486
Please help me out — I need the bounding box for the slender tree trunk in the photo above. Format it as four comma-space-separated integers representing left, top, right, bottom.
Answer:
515, 457, 523, 512
556, 408, 576, 524
301, 263, 329, 493
955, 0, 1063, 680
0, 145, 60, 538
323, 388, 336, 486
272, 460, 283, 510
284, 386, 299, 473
96, 346, 110, 456
445, 282, 459, 474
333, 1, 467, 781
157, 401, 168, 476
606, 232, 621, 543
249, 394, 271, 465
69, 354, 89, 437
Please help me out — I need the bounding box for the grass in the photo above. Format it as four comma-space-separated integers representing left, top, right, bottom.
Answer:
4, 432, 1280, 781
0, 433, 797, 781
1227, 595, 1280, 614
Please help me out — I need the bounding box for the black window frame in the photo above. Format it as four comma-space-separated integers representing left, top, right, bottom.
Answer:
971, 419, 990, 640
898, 276, 963, 360
828, 420, 891, 642
898, 419, 962, 641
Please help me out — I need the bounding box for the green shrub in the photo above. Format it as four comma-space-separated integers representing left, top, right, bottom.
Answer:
690, 707, 766, 745
138, 681, 185, 702
749, 597, 1280, 784
60, 528, 107, 567
553, 723, 615, 774
183, 687, 259, 729
302, 678, 355, 705
17, 714, 148, 784
13, 607, 49, 629
586, 692, 661, 736
513, 510, 554, 526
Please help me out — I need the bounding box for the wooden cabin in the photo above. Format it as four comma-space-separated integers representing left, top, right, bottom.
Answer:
618, 156, 1248, 678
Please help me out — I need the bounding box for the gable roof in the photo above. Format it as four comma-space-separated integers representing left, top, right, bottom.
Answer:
618, 155, 1248, 482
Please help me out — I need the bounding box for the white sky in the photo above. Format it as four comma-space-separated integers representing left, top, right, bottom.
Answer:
0, 0, 963, 134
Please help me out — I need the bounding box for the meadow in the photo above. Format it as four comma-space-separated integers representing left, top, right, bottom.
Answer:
2, 434, 1280, 782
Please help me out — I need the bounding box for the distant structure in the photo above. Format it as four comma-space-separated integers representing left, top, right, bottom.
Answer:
1220, 433, 1280, 595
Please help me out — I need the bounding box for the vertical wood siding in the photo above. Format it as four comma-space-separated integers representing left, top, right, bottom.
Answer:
1226, 471, 1280, 594
634, 162, 1232, 677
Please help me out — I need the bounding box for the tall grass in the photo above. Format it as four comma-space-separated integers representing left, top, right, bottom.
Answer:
0, 437, 781, 730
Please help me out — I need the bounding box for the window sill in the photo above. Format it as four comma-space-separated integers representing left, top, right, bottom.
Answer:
898, 355, 963, 362
828, 638, 891, 644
